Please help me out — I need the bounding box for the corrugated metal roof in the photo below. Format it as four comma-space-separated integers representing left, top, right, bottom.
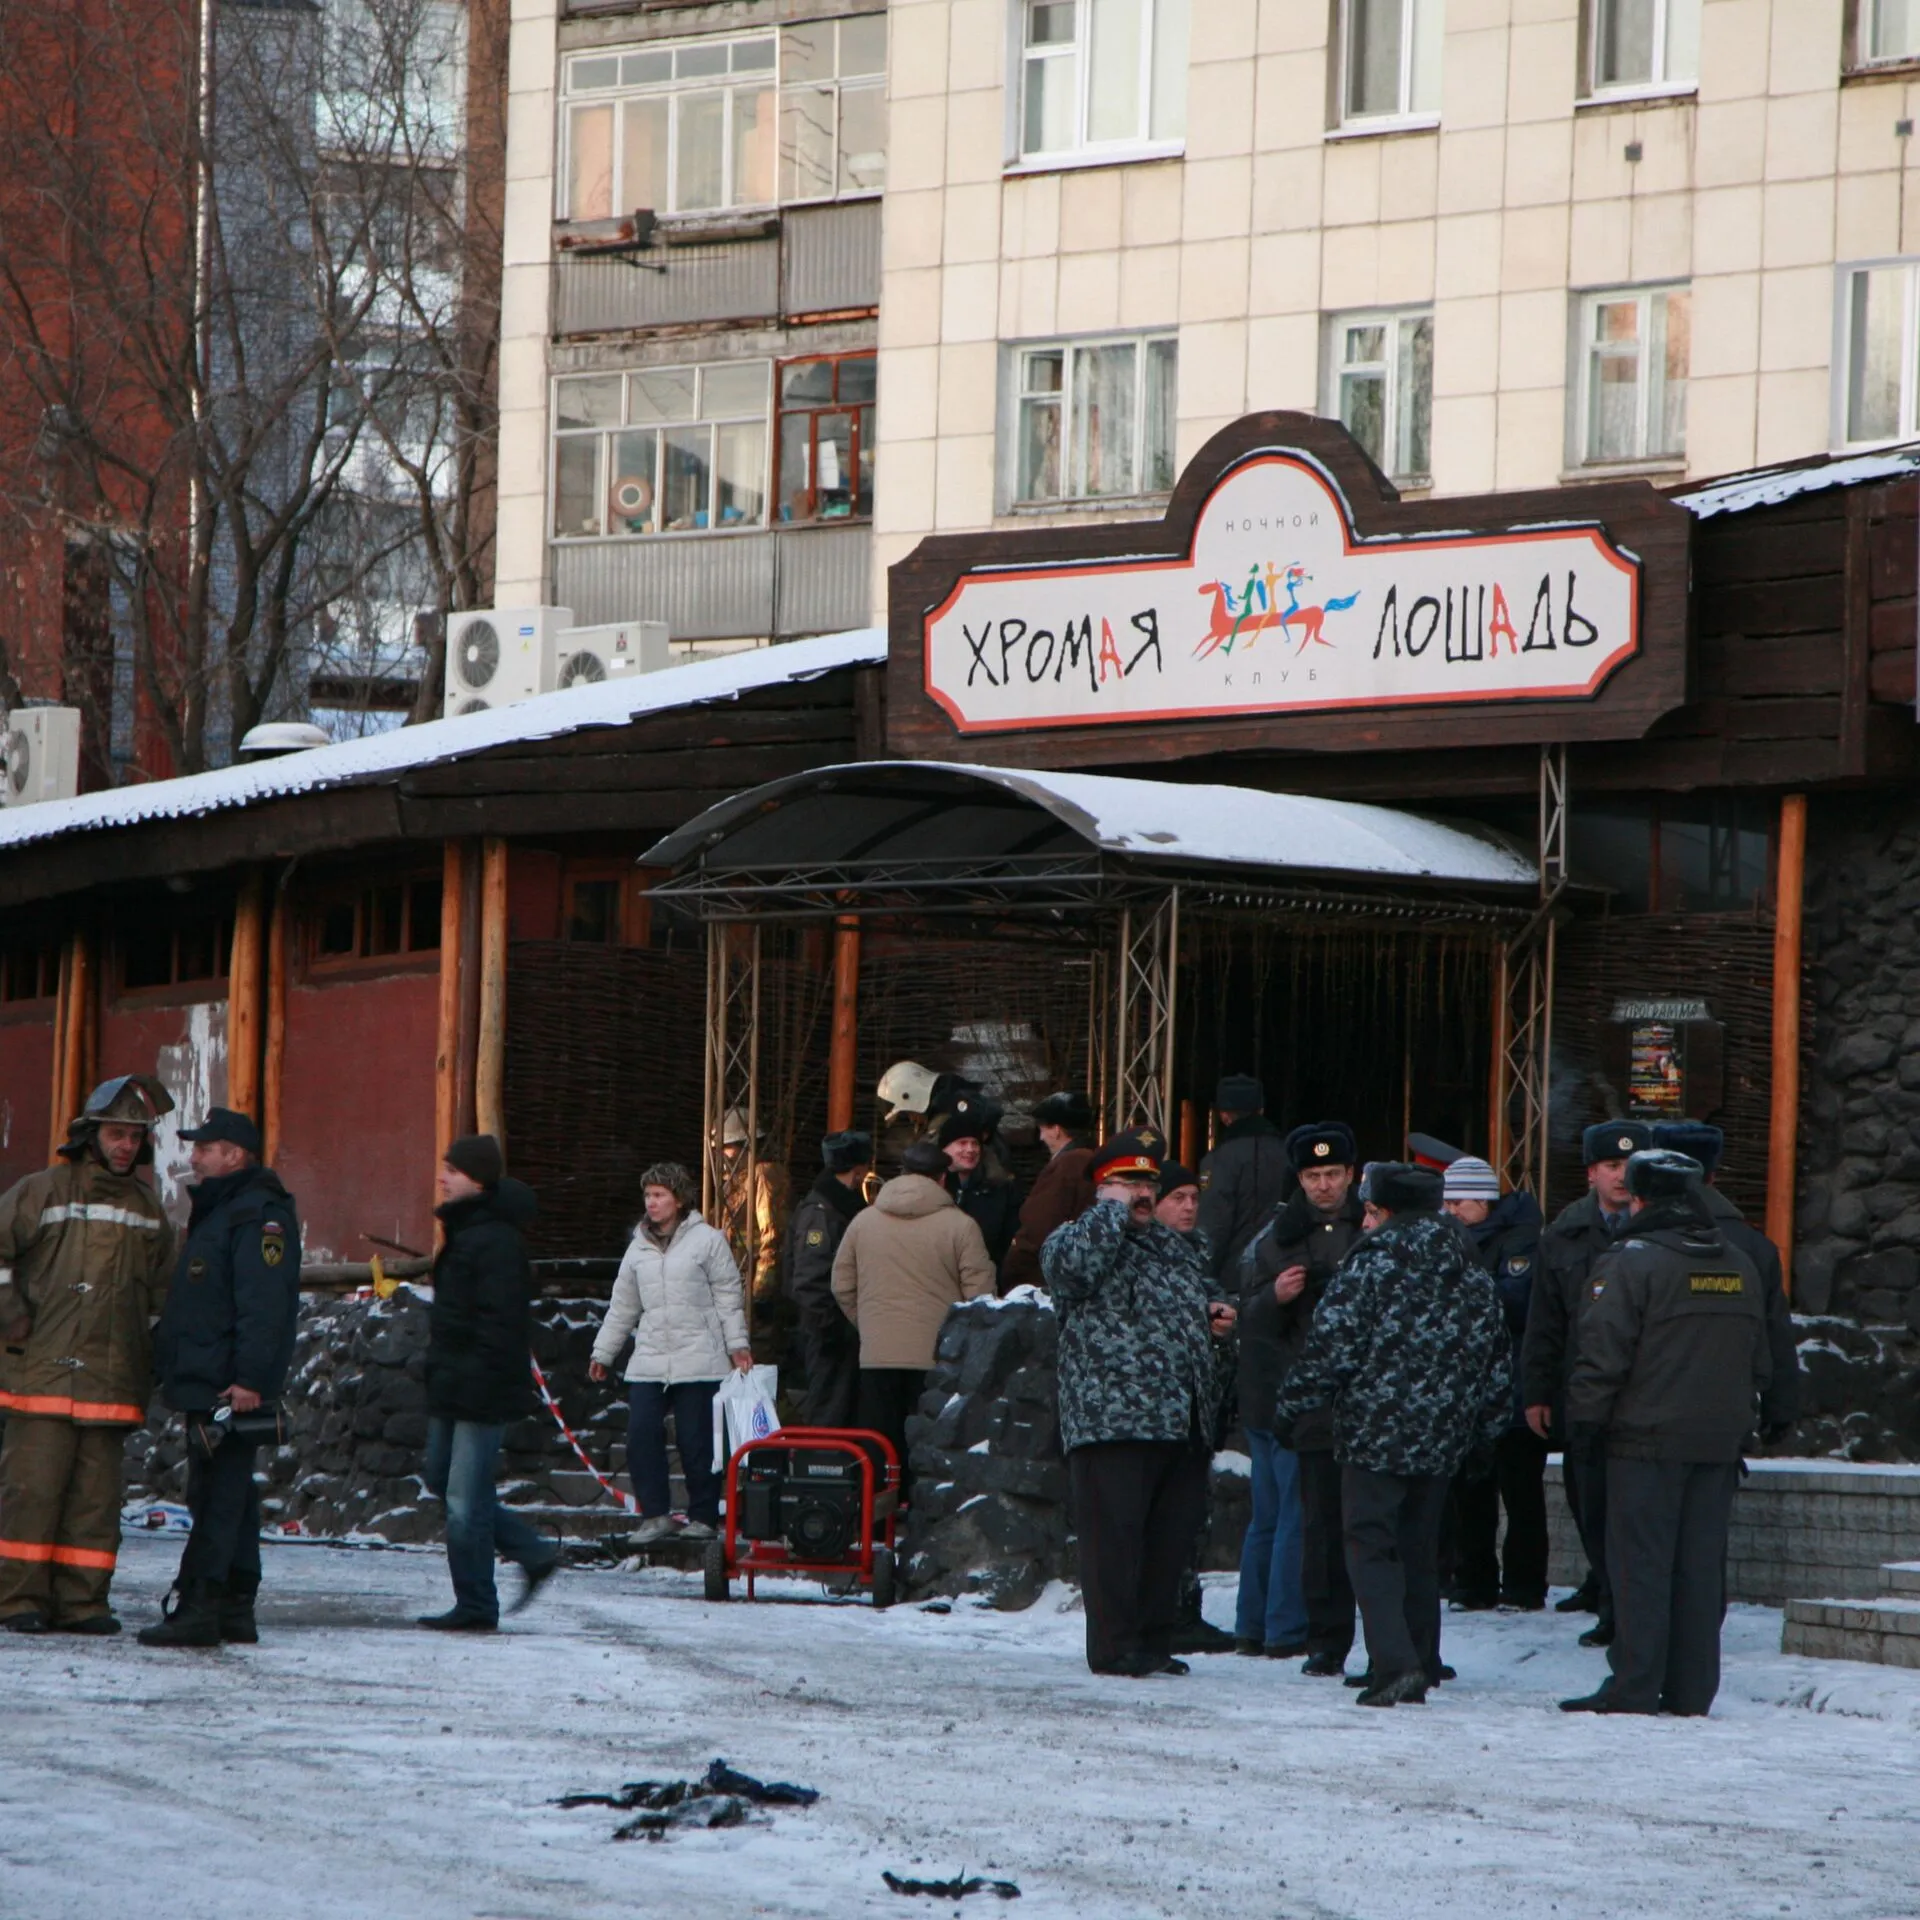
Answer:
0, 628, 885, 854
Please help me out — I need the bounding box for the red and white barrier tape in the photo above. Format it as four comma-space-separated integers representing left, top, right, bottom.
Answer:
528, 1354, 637, 1514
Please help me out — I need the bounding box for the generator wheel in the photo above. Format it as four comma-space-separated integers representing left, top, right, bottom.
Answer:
870, 1546, 897, 1610
703, 1537, 730, 1603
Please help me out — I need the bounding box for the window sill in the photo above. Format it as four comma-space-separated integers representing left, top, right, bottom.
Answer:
1574, 83, 1697, 111
300, 951, 440, 985
1843, 57, 1920, 84
1558, 457, 1687, 485
1001, 493, 1172, 519
551, 523, 774, 544
1004, 141, 1185, 180
1326, 114, 1440, 143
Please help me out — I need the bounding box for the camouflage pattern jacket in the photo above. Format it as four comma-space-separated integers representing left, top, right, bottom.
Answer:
1274, 1210, 1512, 1477
1042, 1199, 1232, 1452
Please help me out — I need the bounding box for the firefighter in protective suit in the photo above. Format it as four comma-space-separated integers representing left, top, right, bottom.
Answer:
0, 1075, 177, 1634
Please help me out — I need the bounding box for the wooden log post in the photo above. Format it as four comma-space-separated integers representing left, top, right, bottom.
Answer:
475, 837, 509, 1146
262, 876, 290, 1167
1767, 793, 1808, 1297
227, 869, 266, 1124
434, 839, 472, 1179
826, 916, 860, 1133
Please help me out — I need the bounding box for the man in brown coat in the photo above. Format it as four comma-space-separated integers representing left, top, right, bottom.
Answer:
1002, 1090, 1097, 1294
831, 1139, 996, 1471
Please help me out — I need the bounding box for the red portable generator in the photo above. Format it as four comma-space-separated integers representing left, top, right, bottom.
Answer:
702, 1427, 901, 1607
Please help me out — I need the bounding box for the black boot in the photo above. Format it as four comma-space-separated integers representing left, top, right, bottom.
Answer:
1555, 1577, 1599, 1614
219, 1578, 260, 1645
1165, 1571, 1236, 1655
137, 1580, 224, 1649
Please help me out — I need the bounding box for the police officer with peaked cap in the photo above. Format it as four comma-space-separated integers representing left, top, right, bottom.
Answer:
784, 1129, 872, 1427
1522, 1118, 1652, 1639
140, 1107, 301, 1648
1560, 1149, 1768, 1716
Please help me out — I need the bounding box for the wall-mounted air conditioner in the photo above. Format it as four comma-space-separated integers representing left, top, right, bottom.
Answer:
550, 620, 671, 689
443, 606, 574, 717
0, 706, 81, 807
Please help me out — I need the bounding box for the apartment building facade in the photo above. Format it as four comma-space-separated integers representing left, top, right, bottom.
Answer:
870, 0, 1920, 596
496, 0, 888, 645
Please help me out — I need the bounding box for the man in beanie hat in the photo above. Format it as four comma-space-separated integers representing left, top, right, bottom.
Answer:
1236, 1121, 1364, 1666
1650, 1120, 1800, 1441
1440, 1156, 1547, 1611
0, 1075, 176, 1634
1524, 1119, 1652, 1640
1004, 1092, 1098, 1292
783, 1130, 872, 1427
1196, 1075, 1288, 1284
140, 1107, 302, 1648
1044, 1127, 1238, 1676
1560, 1149, 1768, 1716
939, 1095, 1023, 1287
417, 1135, 558, 1630
1154, 1162, 1201, 1237
1275, 1164, 1510, 1706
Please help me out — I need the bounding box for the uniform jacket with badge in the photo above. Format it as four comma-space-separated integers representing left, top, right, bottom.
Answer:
595, 1208, 750, 1385
0, 1158, 175, 1425
1274, 1211, 1512, 1478
1042, 1199, 1234, 1453
1002, 1139, 1095, 1293
830, 1173, 996, 1370
947, 1163, 1023, 1283
155, 1166, 301, 1413
1235, 1188, 1364, 1440
1521, 1190, 1628, 1413
1566, 1202, 1769, 1462
784, 1172, 865, 1337
1461, 1188, 1542, 1433
1195, 1115, 1290, 1282
1700, 1184, 1801, 1431
427, 1177, 539, 1425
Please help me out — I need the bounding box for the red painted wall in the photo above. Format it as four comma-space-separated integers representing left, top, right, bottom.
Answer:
509, 848, 563, 941
277, 967, 438, 1262
0, 1013, 54, 1193
99, 994, 229, 1223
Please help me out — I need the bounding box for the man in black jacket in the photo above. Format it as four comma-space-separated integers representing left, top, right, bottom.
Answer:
1651, 1121, 1801, 1439
1196, 1075, 1289, 1282
1235, 1121, 1363, 1666
418, 1134, 558, 1631
140, 1108, 301, 1649
941, 1096, 1022, 1285
1561, 1149, 1768, 1716
1522, 1119, 1650, 1642
785, 1129, 871, 1426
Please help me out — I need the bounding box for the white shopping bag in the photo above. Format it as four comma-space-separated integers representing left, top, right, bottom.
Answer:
712, 1364, 781, 1470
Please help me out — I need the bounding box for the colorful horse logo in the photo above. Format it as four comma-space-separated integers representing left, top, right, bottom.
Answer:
1195, 563, 1361, 659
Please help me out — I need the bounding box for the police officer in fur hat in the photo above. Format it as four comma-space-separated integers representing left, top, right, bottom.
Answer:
1004, 1092, 1098, 1292
784, 1130, 872, 1427
940, 1096, 1022, 1286
1560, 1149, 1769, 1716
1523, 1119, 1652, 1640
1196, 1075, 1289, 1283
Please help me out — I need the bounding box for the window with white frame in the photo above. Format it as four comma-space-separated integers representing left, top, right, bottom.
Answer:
552, 363, 769, 538
562, 34, 776, 221
1588, 0, 1699, 94
1839, 261, 1920, 445
1018, 0, 1189, 163
1327, 310, 1433, 484
1859, 0, 1920, 64
1013, 333, 1177, 504
779, 15, 887, 200
1573, 285, 1690, 466
1339, 0, 1443, 125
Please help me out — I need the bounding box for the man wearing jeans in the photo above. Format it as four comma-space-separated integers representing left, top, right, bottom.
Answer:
418, 1135, 559, 1631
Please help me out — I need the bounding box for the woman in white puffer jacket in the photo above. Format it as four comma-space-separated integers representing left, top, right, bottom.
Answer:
588, 1161, 751, 1544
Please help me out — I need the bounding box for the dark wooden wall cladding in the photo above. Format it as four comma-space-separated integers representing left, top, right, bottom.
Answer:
885, 410, 1695, 770
1865, 479, 1918, 714
1547, 908, 1798, 1221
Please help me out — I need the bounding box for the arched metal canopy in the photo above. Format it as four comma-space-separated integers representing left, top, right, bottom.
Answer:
641, 760, 1536, 922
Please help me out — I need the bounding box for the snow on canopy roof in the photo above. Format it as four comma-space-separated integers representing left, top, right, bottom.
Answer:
0, 627, 885, 854
1675, 446, 1920, 520
645, 760, 1538, 889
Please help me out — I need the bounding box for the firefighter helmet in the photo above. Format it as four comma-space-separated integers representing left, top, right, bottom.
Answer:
59, 1073, 175, 1164
877, 1060, 938, 1121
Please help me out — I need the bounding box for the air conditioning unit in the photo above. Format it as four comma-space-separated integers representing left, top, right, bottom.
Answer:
1, 706, 81, 808
550, 620, 671, 689
442, 606, 574, 717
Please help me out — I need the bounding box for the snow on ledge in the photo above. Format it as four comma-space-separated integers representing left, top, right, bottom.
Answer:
1676, 447, 1920, 520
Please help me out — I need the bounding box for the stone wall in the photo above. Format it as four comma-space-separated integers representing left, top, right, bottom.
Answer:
1796, 791, 1920, 1323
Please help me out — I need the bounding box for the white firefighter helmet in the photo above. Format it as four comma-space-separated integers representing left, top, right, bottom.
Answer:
877, 1060, 938, 1121
719, 1106, 752, 1147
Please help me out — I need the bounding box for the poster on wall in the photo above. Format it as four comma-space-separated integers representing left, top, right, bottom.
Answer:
1627, 1021, 1685, 1115
921, 453, 1643, 735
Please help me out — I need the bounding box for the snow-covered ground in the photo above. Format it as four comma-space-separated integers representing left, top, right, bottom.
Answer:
5, 1531, 1918, 1920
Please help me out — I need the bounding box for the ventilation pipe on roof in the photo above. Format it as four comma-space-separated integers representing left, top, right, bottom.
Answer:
236, 722, 332, 759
